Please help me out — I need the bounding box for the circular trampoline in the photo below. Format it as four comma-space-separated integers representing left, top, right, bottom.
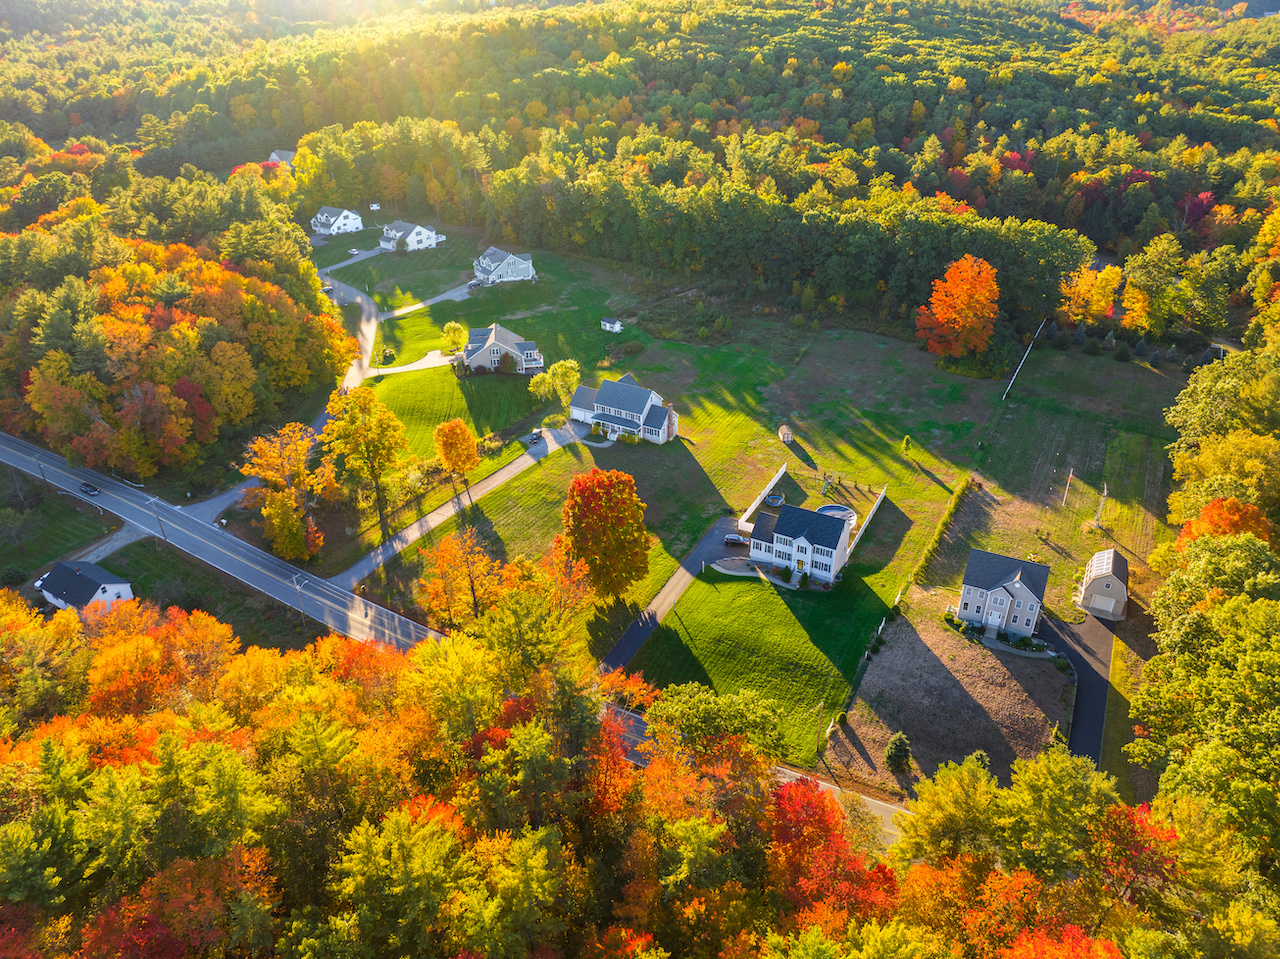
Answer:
764, 493, 785, 508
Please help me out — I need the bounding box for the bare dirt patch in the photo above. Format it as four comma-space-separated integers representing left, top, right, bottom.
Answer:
827, 587, 1073, 794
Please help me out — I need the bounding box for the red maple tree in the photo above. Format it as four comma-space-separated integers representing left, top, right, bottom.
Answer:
561, 468, 650, 597
916, 254, 1000, 357
1176, 496, 1273, 549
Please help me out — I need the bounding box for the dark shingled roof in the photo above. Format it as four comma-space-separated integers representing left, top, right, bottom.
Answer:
772, 504, 848, 549
750, 511, 778, 544
594, 411, 640, 431
35, 561, 125, 607
643, 405, 668, 430
569, 385, 598, 409
962, 548, 1050, 603
595, 377, 653, 416
1086, 548, 1128, 584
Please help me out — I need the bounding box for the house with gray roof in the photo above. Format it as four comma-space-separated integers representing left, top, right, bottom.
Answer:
1075, 548, 1128, 620
34, 561, 133, 612
749, 505, 854, 583
310, 206, 363, 235
957, 548, 1050, 637
473, 247, 535, 285
379, 221, 444, 252
268, 149, 296, 166
460, 323, 543, 373
568, 372, 679, 445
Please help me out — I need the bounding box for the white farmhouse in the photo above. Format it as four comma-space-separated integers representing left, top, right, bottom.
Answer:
379, 221, 445, 252
461, 323, 543, 373
749, 505, 853, 584
473, 246, 536, 285
601, 317, 623, 333
569, 373, 679, 444
34, 561, 133, 612
1075, 548, 1128, 620
310, 206, 363, 235
956, 548, 1050, 637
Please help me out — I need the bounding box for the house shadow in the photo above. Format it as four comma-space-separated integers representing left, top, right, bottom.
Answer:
917, 486, 998, 586
839, 619, 1030, 787
846, 496, 911, 568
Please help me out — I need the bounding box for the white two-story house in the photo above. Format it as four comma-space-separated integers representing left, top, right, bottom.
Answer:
310, 206, 363, 235
473, 247, 536, 285
34, 561, 134, 612
461, 323, 543, 373
568, 373, 679, 444
749, 505, 853, 584
957, 548, 1051, 638
379, 221, 445, 252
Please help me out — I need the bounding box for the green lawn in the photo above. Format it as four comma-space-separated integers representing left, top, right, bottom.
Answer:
99, 540, 325, 651
311, 227, 388, 269
330, 237, 481, 311
0, 483, 110, 579
629, 571, 885, 766
370, 253, 645, 368
921, 347, 1181, 620
367, 367, 541, 458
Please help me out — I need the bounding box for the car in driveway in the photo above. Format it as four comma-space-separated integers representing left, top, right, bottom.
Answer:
724, 533, 749, 547
79, 483, 100, 496
467, 279, 482, 289
347, 248, 360, 255
528, 428, 542, 445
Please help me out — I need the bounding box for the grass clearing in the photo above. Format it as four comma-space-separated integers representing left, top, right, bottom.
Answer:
630, 571, 885, 766
99, 540, 325, 651
330, 237, 481, 310
311, 227, 388, 269
0, 477, 110, 578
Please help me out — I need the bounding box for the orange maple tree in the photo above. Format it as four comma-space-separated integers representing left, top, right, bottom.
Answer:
434, 417, 480, 477
1176, 496, 1273, 549
562, 468, 650, 597
916, 254, 1000, 357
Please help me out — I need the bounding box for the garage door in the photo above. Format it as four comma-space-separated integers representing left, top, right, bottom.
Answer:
1090, 596, 1117, 616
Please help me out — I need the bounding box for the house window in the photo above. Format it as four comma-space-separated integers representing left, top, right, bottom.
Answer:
797, 546, 807, 555
1104, 582, 1112, 589
1027, 604, 1036, 613
1015, 600, 1023, 609
1025, 617, 1033, 627
962, 603, 970, 611
975, 605, 982, 615
491, 347, 500, 356
964, 586, 972, 596
978, 590, 986, 599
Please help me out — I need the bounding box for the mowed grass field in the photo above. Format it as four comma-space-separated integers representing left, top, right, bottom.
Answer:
100, 540, 325, 651
311, 226, 387, 269
630, 572, 886, 765
921, 347, 1182, 622
0, 471, 110, 579
330, 235, 480, 311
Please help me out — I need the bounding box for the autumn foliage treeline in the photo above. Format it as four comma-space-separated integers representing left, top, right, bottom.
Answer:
0, 136, 355, 479
1, 581, 1266, 958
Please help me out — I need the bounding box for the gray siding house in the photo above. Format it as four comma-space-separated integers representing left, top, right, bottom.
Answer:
957, 548, 1050, 637
473, 247, 536, 285
568, 373, 678, 444
460, 323, 543, 373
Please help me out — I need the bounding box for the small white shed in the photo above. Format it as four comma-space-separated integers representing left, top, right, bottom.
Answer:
601, 317, 623, 333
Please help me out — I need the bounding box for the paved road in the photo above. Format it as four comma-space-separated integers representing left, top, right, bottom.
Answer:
329, 422, 590, 590
0, 432, 440, 649
600, 516, 742, 670
1039, 615, 1115, 764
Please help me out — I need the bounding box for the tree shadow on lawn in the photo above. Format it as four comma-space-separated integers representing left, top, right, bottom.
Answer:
453, 502, 507, 564
845, 497, 912, 568
624, 620, 714, 689
917, 487, 999, 587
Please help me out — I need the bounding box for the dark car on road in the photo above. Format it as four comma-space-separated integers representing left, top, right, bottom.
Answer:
724, 533, 749, 546
80, 483, 100, 496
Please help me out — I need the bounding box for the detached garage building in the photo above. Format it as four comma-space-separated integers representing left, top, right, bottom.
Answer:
1075, 548, 1128, 620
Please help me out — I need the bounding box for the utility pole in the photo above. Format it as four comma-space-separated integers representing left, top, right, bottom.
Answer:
146, 496, 168, 543
1061, 467, 1073, 507
291, 574, 307, 628
33, 454, 50, 494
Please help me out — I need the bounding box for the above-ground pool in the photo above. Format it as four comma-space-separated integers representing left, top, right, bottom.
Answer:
764, 493, 785, 508
816, 504, 857, 524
